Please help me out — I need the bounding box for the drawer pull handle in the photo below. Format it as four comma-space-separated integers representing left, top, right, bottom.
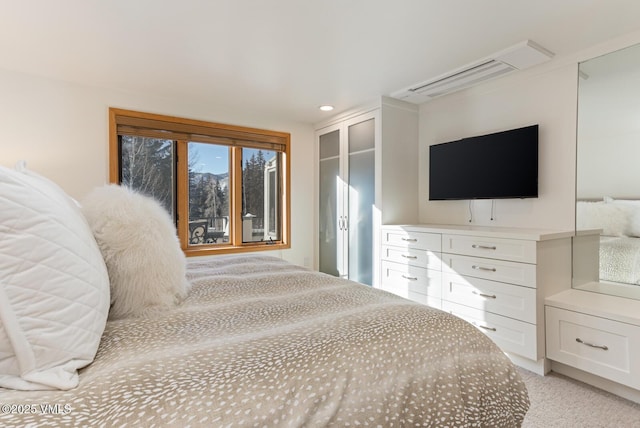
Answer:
401, 275, 418, 281
401, 237, 418, 242
472, 291, 497, 299
472, 265, 497, 272
576, 338, 609, 351
401, 254, 418, 259
478, 325, 497, 332
472, 244, 497, 250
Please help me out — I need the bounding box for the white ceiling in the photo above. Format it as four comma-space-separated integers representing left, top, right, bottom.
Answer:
2, 0, 640, 124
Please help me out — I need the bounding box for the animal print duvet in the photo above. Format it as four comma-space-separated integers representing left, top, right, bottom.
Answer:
0, 254, 529, 427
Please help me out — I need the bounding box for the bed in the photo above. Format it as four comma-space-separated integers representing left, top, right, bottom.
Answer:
0, 254, 529, 427
577, 198, 640, 285
599, 236, 640, 285
0, 165, 528, 427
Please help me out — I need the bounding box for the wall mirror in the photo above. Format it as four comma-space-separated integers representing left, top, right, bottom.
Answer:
574, 41, 640, 300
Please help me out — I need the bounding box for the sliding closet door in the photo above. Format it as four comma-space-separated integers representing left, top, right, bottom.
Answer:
318, 127, 343, 278
317, 112, 376, 285
346, 117, 375, 285
316, 99, 417, 288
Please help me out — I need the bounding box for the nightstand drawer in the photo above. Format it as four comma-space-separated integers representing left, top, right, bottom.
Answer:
443, 301, 537, 360
442, 273, 536, 323
546, 306, 640, 389
380, 245, 442, 270
442, 234, 536, 263
443, 253, 536, 288
382, 229, 441, 251
380, 260, 442, 299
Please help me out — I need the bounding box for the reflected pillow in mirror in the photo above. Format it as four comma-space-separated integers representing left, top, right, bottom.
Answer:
604, 198, 640, 237
576, 200, 631, 236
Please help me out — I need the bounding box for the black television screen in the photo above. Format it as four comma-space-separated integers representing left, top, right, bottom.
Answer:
429, 125, 538, 200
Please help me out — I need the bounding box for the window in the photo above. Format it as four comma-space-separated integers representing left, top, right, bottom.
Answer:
109, 108, 290, 256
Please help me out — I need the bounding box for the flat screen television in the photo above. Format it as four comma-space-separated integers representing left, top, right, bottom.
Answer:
429, 124, 538, 200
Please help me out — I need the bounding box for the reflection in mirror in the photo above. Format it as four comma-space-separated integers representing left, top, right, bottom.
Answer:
574, 42, 640, 300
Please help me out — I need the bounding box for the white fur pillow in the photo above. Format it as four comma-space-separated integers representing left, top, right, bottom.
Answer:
81, 185, 190, 320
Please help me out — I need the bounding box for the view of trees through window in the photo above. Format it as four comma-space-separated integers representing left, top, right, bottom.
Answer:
111, 107, 290, 255
187, 142, 230, 244
119, 135, 175, 217
241, 148, 280, 243
120, 136, 280, 246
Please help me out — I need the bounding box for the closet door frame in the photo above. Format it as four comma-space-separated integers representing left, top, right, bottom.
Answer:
316, 108, 380, 285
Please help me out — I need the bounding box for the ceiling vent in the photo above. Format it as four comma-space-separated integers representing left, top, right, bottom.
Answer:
391, 40, 554, 104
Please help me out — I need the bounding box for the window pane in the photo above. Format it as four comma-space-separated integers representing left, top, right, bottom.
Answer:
119, 135, 176, 219
241, 148, 281, 243
187, 142, 230, 246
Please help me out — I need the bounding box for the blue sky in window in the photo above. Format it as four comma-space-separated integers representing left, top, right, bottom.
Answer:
189, 144, 274, 174
189, 143, 228, 174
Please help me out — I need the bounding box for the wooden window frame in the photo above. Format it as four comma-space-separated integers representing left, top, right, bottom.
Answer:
109, 108, 291, 256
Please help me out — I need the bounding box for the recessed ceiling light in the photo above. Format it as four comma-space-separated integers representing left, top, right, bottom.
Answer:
319, 105, 334, 112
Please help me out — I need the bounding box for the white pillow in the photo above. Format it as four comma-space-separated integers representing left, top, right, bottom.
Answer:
0, 164, 110, 391
604, 198, 640, 237
576, 200, 631, 236
81, 185, 190, 320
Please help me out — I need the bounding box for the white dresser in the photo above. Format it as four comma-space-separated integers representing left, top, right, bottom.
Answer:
380, 224, 573, 374
545, 289, 640, 402
380, 227, 443, 308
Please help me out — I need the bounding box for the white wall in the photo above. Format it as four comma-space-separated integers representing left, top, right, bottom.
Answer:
0, 69, 316, 267
419, 31, 640, 229
418, 29, 640, 232
419, 64, 578, 230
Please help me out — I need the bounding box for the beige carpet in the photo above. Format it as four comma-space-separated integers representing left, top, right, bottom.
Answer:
519, 368, 640, 427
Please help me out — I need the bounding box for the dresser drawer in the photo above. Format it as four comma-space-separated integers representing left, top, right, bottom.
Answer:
382, 290, 442, 309
443, 253, 536, 288
380, 245, 442, 270
442, 234, 536, 263
381, 229, 441, 251
442, 301, 537, 360
546, 306, 640, 390
380, 281, 442, 309
442, 273, 536, 323
380, 260, 442, 299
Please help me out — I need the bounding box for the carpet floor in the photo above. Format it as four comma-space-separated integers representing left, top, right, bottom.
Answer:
519, 368, 640, 427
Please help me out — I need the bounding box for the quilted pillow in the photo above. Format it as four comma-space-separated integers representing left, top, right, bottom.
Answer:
0, 164, 110, 391
81, 185, 190, 320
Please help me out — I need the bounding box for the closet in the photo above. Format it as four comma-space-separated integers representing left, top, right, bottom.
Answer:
316, 97, 418, 286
